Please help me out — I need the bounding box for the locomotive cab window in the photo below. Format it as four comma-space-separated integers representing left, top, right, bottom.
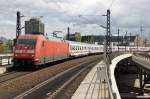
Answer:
16, 39, 36, 46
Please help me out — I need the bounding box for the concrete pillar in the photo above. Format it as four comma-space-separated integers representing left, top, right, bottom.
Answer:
139, 68, 144, 95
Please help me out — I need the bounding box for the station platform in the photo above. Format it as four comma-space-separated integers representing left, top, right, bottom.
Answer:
0, 65, 12, 74
71, 61, 109, 99
0, 67, 7, 74
0, 54, 12, 74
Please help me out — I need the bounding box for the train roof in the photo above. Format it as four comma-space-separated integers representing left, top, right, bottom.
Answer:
17, 35, 45, 39
17, 35, 66, 43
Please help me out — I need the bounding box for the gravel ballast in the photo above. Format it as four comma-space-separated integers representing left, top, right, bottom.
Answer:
0, 55, 101, 99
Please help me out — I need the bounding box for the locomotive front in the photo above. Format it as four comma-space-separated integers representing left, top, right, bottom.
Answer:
13, 36, 37, 66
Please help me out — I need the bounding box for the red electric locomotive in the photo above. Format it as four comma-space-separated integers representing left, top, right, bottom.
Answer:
13, 35, 69, 67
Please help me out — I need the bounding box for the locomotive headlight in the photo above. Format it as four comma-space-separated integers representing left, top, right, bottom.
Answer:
15, 50, 23, 53
27, 50, 35, 53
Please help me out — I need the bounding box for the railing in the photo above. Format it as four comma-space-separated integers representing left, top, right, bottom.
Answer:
0, 54, 13, 66
104, 52, 133, 99
97, 63, 117, 99
133, 53, 150, 61
132, 54, 150, 71
111, 51, 132, 60
104, 52, 150, 99
106, 67, 117, 99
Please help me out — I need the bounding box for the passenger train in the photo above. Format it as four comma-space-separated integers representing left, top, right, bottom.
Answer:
13, 34, 150, 67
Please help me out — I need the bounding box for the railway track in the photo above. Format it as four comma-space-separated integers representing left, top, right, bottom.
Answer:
49, 59, 101, 99
0, 71, 30, 84
0, 55, 101, 99
14, 56, 102, 99
0, 56, 83, 84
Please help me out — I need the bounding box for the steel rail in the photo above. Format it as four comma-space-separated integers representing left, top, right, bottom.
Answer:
0, 71, 30, 84
14, 58, 100, 99
48, 60, 99, 99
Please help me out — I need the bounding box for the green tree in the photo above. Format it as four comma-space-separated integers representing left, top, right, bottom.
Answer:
0, 44, 3, 53
87, 35, 94, 44
3, 40, 13, 53
75, 32, 81, 42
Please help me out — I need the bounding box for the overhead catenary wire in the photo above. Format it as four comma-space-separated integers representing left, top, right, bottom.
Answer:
108, 0, 117, 11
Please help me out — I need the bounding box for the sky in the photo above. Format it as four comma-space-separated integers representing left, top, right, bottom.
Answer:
0, 0, 150, 39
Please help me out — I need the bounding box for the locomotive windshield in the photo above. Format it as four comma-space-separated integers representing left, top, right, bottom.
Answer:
16, 39, 36, 46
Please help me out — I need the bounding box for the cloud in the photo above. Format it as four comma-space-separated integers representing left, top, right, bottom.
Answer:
0, 0, 150, 39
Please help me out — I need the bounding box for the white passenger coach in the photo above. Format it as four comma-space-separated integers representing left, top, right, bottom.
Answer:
68, 41, 103, 57
67, 41, 150, 57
